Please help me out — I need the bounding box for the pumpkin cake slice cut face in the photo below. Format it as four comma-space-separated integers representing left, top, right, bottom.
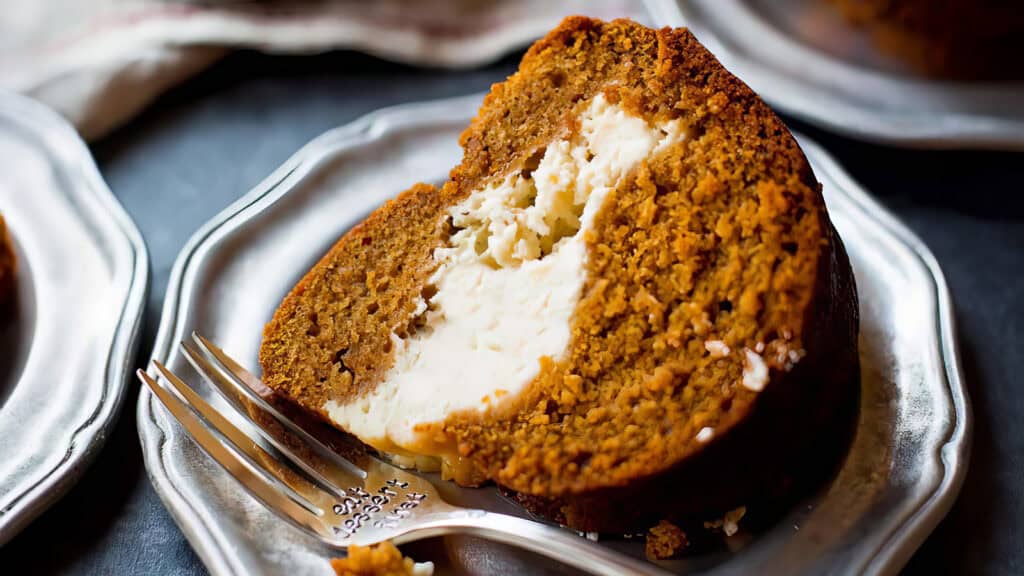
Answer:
319, 93, 687, 476
260, 16, 859, 533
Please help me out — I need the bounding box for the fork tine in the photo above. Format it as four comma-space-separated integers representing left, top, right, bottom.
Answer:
190, 332, 366, 478
138, 367, 330, 537
148, 361, 332, 503
181, 339, 360, 498
149, 360, 334, 502
149, 360, 350, 504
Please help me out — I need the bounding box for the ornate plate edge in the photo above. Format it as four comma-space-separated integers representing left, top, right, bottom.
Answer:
137, 94, 971, 576
796, 137, 972, 575
0, 91, 150, 543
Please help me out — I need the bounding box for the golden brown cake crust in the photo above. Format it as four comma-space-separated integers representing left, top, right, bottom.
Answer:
260, 17, 860, 533
0, 214, 16, 309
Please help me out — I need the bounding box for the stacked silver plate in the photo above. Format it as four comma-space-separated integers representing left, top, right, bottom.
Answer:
0, 92, 148, 544
138, 94, 970, 575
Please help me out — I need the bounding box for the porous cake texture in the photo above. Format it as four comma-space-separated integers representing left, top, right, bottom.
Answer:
261, 16, 859, 533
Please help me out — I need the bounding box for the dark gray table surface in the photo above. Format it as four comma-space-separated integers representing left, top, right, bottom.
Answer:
0, 49, 1021, 575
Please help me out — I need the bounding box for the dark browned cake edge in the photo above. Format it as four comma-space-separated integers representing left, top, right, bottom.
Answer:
0, 214, 16, 313
503, 222, 860, 533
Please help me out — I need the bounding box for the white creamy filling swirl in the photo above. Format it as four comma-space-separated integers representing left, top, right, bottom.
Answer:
324, 94, 684, 462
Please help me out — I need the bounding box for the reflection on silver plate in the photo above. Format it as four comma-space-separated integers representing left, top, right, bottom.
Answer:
646, 0, 1024, 150
0, 92, 148, 543
139, 94, 970, 575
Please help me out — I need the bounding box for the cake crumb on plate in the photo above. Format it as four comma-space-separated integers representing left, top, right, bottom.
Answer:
645, 520, 689, 560
330, 542, 433, 576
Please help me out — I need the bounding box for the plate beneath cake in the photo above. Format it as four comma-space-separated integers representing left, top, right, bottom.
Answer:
138, 94, 970, 575
0, 92, 148, 543
646, 0, 1024, 150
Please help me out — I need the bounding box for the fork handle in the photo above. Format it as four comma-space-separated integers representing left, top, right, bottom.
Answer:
414, 511, 670, 576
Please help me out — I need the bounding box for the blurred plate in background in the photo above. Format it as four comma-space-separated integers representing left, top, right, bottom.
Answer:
0, 93, 148, 543
646, 0, 1024, 150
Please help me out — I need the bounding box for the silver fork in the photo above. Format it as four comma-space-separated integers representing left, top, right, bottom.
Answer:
137, 333, 668, 576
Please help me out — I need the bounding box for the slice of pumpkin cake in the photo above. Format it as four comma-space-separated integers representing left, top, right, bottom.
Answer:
260, 16, 859, 533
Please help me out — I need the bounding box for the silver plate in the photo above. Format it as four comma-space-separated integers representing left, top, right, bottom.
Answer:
138, 94, 970, 575
646, 0, 1024, 150
0, 92, 148, 543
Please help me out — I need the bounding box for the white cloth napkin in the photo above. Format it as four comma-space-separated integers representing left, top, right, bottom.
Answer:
0, 0, 649, 140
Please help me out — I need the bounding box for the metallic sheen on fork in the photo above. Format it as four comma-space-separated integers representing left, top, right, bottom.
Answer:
136, 333, 668, 576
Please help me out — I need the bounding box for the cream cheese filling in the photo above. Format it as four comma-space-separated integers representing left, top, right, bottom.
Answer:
324, 95, 684, 463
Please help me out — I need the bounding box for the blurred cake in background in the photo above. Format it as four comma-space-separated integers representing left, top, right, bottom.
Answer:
0, 214, 15, 310
828, 0, 1024, 79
